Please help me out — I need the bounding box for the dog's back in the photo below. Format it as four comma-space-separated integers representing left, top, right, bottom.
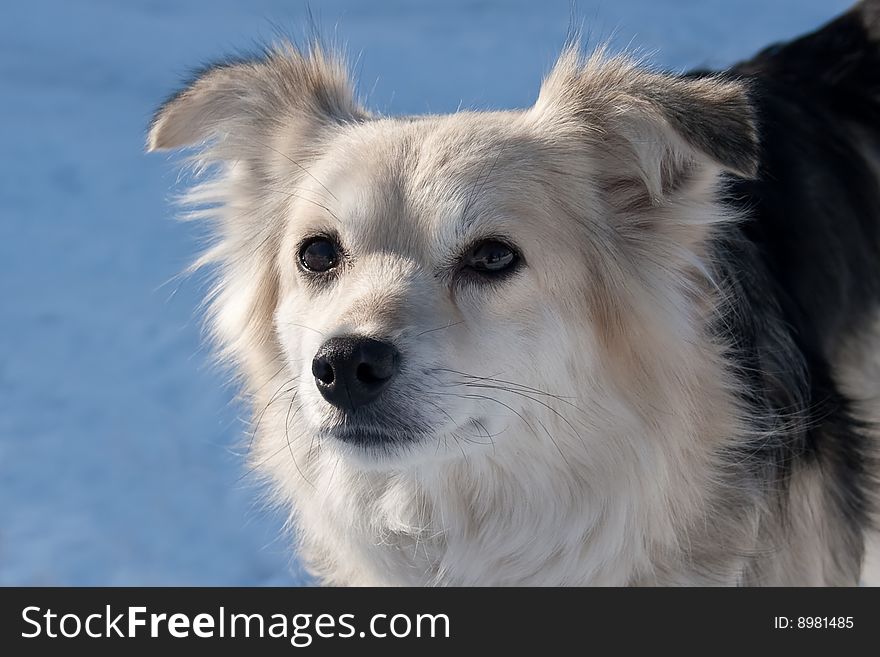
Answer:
718, 1, 880, 584
732, 0, 880, 350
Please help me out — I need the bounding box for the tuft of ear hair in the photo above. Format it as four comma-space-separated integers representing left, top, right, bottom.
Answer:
534, 46, 759, 201
146, 43, 366, 153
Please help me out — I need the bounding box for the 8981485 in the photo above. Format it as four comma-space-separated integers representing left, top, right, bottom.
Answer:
798, 617, 854, 629
774, 617, 854, 629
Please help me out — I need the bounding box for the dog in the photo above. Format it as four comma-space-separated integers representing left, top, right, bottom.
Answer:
148, 1, 880, 585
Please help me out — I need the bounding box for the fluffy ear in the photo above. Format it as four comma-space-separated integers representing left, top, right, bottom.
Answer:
533, 47, 759, 204
146, 44, 366, 152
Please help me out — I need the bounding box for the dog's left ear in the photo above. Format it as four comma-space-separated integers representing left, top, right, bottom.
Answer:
146, 44, 366, 153
533, 48, 759, 204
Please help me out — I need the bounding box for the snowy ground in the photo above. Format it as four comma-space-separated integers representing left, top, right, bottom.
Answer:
0, 0, 852, 585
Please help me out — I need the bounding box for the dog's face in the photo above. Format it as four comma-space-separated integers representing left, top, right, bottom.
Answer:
273, 113, 597, 466
148, 46, 757, 470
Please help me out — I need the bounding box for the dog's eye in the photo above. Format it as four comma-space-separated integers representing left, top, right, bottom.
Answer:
463, 240, 518, 275
299, 237, 339, 273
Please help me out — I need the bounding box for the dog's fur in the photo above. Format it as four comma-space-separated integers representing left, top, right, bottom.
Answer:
148, 2, 880, 585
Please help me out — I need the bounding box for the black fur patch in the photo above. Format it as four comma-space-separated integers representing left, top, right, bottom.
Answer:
706, 0, 880, 568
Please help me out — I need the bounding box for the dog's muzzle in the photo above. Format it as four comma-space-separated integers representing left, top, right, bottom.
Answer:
311, 335, 401, 412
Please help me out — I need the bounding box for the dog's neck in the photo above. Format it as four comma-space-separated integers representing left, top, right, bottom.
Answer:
253, 346, 759, 585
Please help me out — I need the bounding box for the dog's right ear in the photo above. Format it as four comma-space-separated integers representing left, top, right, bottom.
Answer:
533, 47, 758, 206
146, 44, 366, 153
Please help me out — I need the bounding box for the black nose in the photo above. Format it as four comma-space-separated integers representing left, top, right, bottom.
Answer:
312, 336, 401, 411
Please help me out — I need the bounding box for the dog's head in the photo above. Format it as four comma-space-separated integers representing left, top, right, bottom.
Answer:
149, 45, 757, 471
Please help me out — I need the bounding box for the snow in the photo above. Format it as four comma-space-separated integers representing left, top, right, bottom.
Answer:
0, 0, 852, 584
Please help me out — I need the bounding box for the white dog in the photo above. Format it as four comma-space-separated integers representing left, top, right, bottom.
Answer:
149, 2, 880, 585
